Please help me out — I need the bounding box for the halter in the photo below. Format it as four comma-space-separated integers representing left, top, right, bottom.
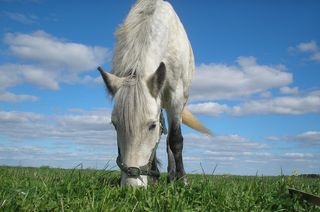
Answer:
116, 109, 167, 178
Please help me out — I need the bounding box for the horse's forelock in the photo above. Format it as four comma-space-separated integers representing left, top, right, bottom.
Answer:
114, 79, 154, 136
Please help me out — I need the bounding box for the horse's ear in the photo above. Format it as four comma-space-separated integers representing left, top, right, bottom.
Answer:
98, 66, 122, 96
147, 62, 166, 98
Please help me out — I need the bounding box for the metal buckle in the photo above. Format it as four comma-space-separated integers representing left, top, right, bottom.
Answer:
127, 167, 141, 177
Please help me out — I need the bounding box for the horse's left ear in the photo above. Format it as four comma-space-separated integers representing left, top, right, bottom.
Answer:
98, 66, 123, 97
147, 62, 166, 98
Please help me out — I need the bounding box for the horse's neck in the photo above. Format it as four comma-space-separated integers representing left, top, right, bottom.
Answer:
112, 0, 164, 78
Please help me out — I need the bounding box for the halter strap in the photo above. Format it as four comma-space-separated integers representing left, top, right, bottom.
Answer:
116, 142, 159, 177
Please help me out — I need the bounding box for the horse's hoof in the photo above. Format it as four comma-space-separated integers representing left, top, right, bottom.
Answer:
183, 176, 188, 186
151, 176, 159, 185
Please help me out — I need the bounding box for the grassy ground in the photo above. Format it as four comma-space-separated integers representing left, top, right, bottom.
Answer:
0, 166, 319, 211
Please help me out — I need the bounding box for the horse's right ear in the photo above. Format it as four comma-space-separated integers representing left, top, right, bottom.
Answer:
147, 62, 166, 98
98, 66, 122, 96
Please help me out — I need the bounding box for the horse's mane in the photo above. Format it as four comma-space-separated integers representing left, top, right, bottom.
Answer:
112, 0, 163, 135
112, 0, 161, 78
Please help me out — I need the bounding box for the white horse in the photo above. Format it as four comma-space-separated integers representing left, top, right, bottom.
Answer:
99, 0, 211, 187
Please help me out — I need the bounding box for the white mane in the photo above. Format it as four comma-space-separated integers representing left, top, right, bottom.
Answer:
112, 0, 162, 78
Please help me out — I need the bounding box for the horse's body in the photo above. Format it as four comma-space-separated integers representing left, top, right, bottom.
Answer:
99, 0, 209, 187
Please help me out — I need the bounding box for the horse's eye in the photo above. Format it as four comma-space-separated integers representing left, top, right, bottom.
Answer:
149, 123, 156, 131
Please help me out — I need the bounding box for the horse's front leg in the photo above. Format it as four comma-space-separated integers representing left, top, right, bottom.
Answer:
167, 138, 176, 182
167, 114, 187, 184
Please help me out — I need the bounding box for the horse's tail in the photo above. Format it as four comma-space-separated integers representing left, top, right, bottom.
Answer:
182, 107, 213, 136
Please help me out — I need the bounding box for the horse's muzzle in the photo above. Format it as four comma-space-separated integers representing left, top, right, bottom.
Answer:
120, 172, 148, 187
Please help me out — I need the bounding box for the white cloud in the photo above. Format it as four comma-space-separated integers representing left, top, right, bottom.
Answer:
1, 109, 318, 174
0, 108, 115, 169
280, 86, 299, 94
5, 31, 109, 71
0, 31, 110, 102
0, 110, 44, 122
22, 66, 59, 89
0, 144, 116, 169
0, 91, 38, 102
284, 153, 314, 158
0, 146, 43, 155
295, 131, 320, 146
311, 52, 320, 61
231, 91, 320, 115
0, 64, 59, 90
214, 134, 267, 149
266, 131, 320, 146
265, 136, 281, 141
0, 109, 267, 170
0, 108, 114, 144
0, 64, 58, 102
204, 151, 272, 158
3, 12, 38, 24
188, 102, 229, 116
297, 40, 318, 53
184, 133, 266, 154
56, 111, 111, 132
180, 133, 319, 175
259, 91, 272, 98
191, 56, 292, 101
291, 40, 320, 62
169, 133, 268, 172
0, 64, 21, 89
189, 90, 320, 116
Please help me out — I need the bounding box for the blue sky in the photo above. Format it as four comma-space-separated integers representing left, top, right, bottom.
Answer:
0, 0, 319, 175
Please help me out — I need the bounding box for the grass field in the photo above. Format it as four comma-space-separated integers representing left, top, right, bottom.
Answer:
0, 166, 319, 211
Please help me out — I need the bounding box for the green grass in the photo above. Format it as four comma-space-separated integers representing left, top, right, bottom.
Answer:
0, 166, 319, 211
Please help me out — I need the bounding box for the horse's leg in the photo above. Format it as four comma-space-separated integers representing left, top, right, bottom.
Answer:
150, 154, 160, 184
166, 109, 187, 184
167, 138, 176, 182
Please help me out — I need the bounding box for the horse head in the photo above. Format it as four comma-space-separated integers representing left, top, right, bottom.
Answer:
99, 63, 166, 187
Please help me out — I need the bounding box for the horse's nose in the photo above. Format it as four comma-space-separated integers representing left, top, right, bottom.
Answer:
120, 172, 148, 187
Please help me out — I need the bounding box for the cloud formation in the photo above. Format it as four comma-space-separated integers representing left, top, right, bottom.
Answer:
191, 56, 292, 101
290, 40, 320, 62
5, 31, 109, 71
266, 131, 320, 146
0, 108, 114, 144
189, 90, 320, 116
1, 107, 318, 174
0, 109, 117, 168
3, 12, 38, 24
188, 102, 229, 117
179, 133, 319, 175
0, 31, 109, 102
280, 86, 299, 95
0, 109, 272, 173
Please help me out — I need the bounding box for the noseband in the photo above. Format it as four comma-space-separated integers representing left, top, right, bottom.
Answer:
116, 142, 160, 177
116, 109, 167, 178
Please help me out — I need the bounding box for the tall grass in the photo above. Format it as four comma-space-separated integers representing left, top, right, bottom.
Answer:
0, 166, 319, 211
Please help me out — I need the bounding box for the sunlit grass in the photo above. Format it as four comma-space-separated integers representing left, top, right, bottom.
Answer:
0, 166, 319, 211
